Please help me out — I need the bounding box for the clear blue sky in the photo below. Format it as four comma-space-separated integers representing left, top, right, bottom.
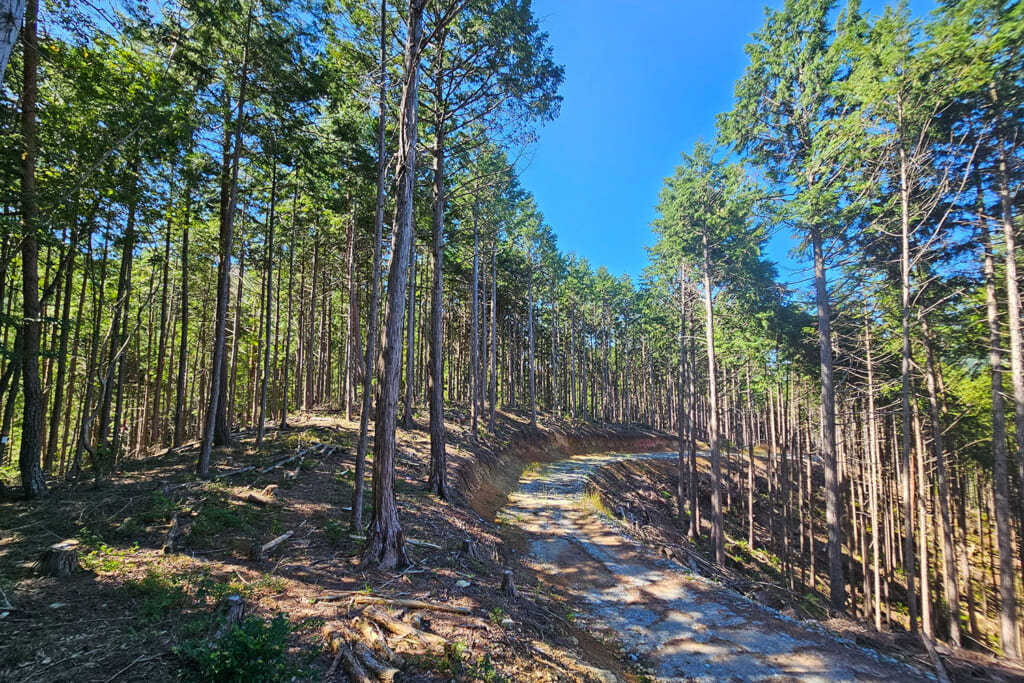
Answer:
518, 0, 933, 285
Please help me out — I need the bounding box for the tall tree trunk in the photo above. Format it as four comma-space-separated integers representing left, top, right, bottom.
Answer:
45, 216, 79, 471
352, 0, 388, 532
469, 199, 479, 443
198, 6, 251, 476
150, 206, 173, 446
256, 160, 277, 446
701, 228, 723, 564
365, 0, 426, 569
427, 73, 449, 500
920, 314, 961, 646
809, 220, 843, 612
173, 209, 190, 448
488, 249, 497, 432
982, 217, 1020, 658
528, 256, 537, 430
281, 187, 297, 429
18, 0, 45, 497
402, 239, 416, 427
677, 265, 687, 524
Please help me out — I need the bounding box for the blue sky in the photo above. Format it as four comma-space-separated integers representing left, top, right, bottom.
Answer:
518, 0, 933, 286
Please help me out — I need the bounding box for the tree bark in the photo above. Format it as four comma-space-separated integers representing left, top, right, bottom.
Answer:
426, 58, 449, 499
18, 0, 45, 497
364, 0, 426, 570
701, 227, 723, 565
982, 217, 1020, 658
809, 221, 843, 612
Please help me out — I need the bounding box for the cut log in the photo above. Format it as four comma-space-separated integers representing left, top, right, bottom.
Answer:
232, 490, 282, 507
322, 624, 372, 683
363, 606, 447, 648
35, 540, 79, 578
501, 570, 517, 599
354, 616, 404, 666
355, 642, 401, 682
248, 530, 294, 561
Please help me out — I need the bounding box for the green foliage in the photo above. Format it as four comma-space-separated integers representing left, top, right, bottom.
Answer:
127, 569, 190, 618
176, 613, 295, 683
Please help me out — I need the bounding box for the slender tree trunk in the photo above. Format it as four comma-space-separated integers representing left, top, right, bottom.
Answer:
701, 229, 723, 565
809, 219, 843, 612
677, 266, 687, 524
469, 199, 479, 443
45, 217, 78, 470
920, 313, 960, 646
528, 256, 537, 429
427, 67, 449, 499
365, 0, 426, 569
352, 0, 389, 531
173, 209, 190, 448
256, 161, 277, 446
281, 187, 298, 429
982, 217, 1020, 657
402, 239, 416, 427
198, 6, 251, 476
18, 0, 46, 497
488, 249, 497, 432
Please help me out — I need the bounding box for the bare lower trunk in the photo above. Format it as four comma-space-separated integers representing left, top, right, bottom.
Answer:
920, 314, 960, 647
18, 0, 46, 498
701, 231, 723, 565
364, 0, 426, 569
810, 222, 843, 612
352, 0, 388, 532
427, 105, 448, 500
983, 217, 1020, 658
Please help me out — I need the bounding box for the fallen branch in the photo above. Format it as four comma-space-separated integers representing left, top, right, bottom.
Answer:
261, 455, 298, 474
316, 593, 472, 615
249, 530, 294, 562
919, 633, 951, 683
216, 466, 254, 479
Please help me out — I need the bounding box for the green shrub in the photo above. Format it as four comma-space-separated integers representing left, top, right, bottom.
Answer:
176, 613, 294, 682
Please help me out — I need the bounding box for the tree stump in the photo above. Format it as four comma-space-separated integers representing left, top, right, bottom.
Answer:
460, 538, 478, 558
35, 540, 79, 578
214, 594, 245, 639
501, 570, 517, 599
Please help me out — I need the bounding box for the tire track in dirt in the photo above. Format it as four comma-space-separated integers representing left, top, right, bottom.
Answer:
500, 452, 933, 683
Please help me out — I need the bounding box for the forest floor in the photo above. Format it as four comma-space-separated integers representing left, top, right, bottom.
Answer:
0, 409, 669, 682
3, 413, 1022, 682
584, 455, 1024, 682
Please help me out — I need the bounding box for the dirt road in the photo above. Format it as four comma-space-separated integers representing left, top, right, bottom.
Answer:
500, 452, 932, 682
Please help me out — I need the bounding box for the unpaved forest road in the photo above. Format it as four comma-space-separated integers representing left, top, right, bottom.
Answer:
500, 452, 932, 683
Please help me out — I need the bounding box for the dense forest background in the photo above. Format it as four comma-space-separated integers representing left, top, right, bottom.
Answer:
1, 0, 1023, 662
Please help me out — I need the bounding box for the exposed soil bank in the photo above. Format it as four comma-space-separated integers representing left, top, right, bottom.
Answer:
454, 423, 673, 521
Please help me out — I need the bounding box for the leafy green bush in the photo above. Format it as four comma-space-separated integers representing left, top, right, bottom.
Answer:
176, 613, 294, 682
